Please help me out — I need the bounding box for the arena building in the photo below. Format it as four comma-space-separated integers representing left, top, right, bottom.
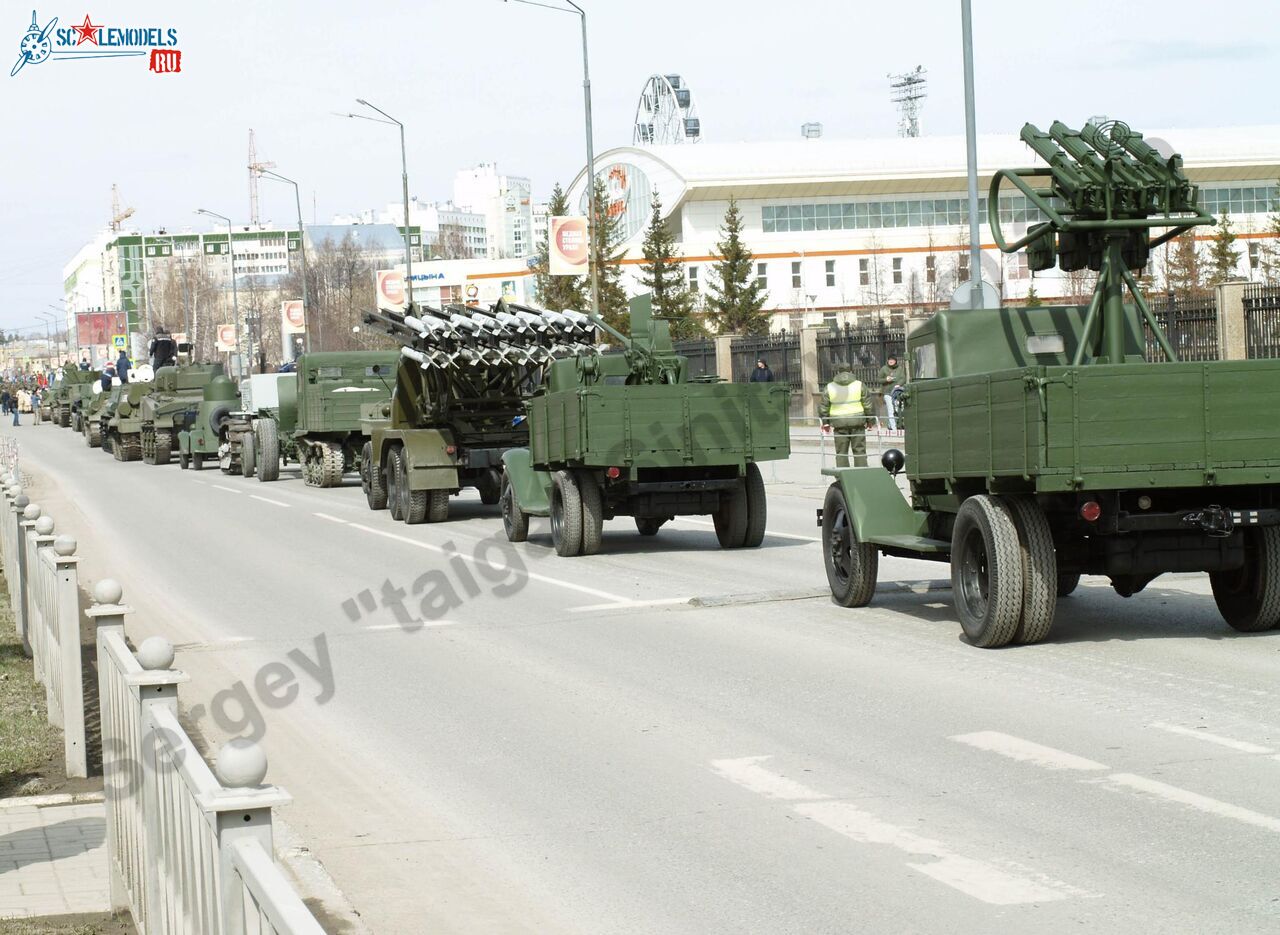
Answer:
566, 126, 1280, 330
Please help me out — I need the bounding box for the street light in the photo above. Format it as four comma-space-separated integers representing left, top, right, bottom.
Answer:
37, 311, 56, 370
502, 0, 599, 315
340, 99, 415, 307
258, 168, 311, 354
196, 208, 247, 374
45, 303, 67, 364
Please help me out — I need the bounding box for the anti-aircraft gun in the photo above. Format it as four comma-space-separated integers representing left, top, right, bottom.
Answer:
818, 119, 1280, 648
500, 295, 791, 556
359, 299, 591, 523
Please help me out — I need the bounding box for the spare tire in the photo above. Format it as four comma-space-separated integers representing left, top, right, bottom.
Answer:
208, 403, 233, 436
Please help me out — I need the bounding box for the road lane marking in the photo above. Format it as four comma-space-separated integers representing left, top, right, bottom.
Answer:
361, 621, 457, 631
1105, 773, 1280, 834
1148, 722, 1273, 755
951, 732, 1108, 771
211, 484, 240, 494
345, 522, 629, 602
249, 494, 290, 508
713, 756, 1089, 904
676, 516, 819, 542
313, 512, 348, 524
569, 597, 692, 613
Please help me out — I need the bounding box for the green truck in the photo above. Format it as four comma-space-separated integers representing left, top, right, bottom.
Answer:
223, 373, 297, 481
501, 299, 791, 556
819, 119, 1280, 646
139, 363, 224, 465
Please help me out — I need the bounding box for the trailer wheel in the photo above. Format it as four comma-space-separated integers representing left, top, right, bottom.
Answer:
822, 483, 877, 607
635, 517, 664, 536
550, 470, 583, 557
1056, 573, 1081, 597
362, 442, 387, 510
742, 463, 768, 548
951, 495, 1023, 648
501, 473, 529, 542
241, 432, 257, 478
1211, 526, 1280, 632
576, 471, 603, 555
387, 448, 406, 521
713, 477, 749, 549
255, 419, 280, 482
1007, 496, 1057, 645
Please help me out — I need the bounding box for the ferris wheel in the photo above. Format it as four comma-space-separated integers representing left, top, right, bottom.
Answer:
633, 74, 701, 146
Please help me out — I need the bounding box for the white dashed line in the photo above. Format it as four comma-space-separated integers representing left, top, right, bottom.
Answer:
211, 484, 240, 494
249, 494, 290, 508
710, 756, 831, 801
1148, 722, 1273, 755
361, 621, 457, 631
951, 731, 1108, 771
313, 512, 348, 524
569, 597, 691, 613
1106, 773, 1280, 834
677, 516, 819, 542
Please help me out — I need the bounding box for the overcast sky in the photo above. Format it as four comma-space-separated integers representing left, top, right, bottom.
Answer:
1, 0, 1276, 332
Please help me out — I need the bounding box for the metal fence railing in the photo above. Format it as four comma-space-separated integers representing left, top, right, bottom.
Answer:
672, 337, 717, 379
1244, 283, 1280, 359
815, 322, 906, 388
1144, 293, 1219, 362
729, 331, 803, 416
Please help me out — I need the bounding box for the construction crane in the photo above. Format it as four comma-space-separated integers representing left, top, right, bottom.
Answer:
110, 183, 134, 232
247, 129, 275, 226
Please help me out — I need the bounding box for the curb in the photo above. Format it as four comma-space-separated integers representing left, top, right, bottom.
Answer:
0, 790, 105, 810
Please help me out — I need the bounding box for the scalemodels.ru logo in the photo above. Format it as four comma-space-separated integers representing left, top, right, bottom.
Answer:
10, 9, 181, 78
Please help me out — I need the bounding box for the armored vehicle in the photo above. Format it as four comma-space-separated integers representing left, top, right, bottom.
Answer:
81, 386, 116, 448
103, 380, 156, 461
360, 300, 596, 523
820, 120, 1280, 647
502, 298, 791, 556
175, 375, 239, 470
232, 352, 396, 485
48, 367, 97, 427
138, 363, 224, 465
67, 375, 102, 432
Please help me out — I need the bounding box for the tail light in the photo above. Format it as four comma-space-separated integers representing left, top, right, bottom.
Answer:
1080, 501, 1101, 522
605, 466, 621, 480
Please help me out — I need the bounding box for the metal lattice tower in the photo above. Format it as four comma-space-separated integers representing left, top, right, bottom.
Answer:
247, 129, 276, 226
633, 74, 701, 145
888, 66, 927, 138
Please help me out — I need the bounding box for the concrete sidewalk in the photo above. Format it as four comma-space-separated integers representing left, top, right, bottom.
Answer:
0, 795, 109, 920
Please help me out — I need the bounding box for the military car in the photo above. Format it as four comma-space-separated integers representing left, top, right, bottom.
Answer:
175, 374, 239, 470
139, 363, 224, 465
819, 119, 1280, 647
502, 297, 791, 556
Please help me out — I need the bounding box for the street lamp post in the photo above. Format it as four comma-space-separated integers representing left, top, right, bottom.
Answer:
259, 169, 311, 354
45, 303, 67, 365
342, 100, 415, 307
196, 209, 247, 374
37, 312, 55, 370
503, 0, 600, 315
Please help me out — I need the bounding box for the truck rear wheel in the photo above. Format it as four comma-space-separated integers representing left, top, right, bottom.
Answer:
1057, 573, 1081, 597
426, 490, 449, 523
1007, 496, 1057, 645
478, 468, 502, 506
576, 471, 603, 555
742, 463, 767, 548
241, 433, 257, 478
501, 473, 529, 542
550, 470, 583, 557
255, 419, 280, 482
714, 478, 749, 549
387, 449, 406, 521
822, 483, 877, 607
951, 495, 1023, 648
362, 442, 387, 510
1211, 526, 1280, 632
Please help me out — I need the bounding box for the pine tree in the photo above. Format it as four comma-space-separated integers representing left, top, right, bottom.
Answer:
1164, 233, 1204, 297
637, 194, 703, 340
706, 197, 769, 335
588, 177, 629, 336
1207, 210, 1241, 285
1024, 281, 1042, 307
532, 183, 587, 312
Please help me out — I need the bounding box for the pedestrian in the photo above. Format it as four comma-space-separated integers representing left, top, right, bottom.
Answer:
878, 354, 904, 432
78, 356, 90, 371
31, 389, 41, 425
1, 388, 10, 417
149, 327, 177, 370
116, 349, 131, 384
9, 395, 17, 427
749, 357, 775, 383
820, 368, 872, 468
100, 364, 115, 392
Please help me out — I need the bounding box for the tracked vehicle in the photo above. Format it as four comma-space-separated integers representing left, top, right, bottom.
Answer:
139, 363, 224, 465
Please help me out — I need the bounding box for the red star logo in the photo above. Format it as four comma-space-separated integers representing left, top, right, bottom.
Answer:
72, 15, 100, 46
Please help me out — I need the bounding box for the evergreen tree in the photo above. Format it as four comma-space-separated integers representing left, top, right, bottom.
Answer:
706, 197, 769, 335
1207, 210, 1241, 285
1264, 180, 1280, 284
588, 177, 629, 336
637, 194, 703, 340
1024, 281, 1042, 307
1163, 233, 1204, 297
532, 183, 586, 312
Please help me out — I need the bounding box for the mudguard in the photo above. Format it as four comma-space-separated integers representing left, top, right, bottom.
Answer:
399, 428, 460, 491
502, 448, 552, 517
827, 466, 947, 553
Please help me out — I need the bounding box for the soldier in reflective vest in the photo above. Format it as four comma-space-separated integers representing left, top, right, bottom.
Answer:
820, 369, 871, 467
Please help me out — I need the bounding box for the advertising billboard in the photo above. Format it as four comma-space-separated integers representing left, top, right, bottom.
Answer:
549, 216, 589, 276
75, 311, 127, 349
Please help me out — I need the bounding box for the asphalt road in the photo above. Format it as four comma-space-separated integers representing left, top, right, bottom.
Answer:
8, 419, 1280, 934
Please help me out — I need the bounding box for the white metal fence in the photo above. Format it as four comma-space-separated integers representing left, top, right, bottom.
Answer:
0, 455, 325, 935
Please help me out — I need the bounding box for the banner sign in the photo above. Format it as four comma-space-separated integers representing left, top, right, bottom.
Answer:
549, 216, 589, 276
215, 324, 237, 352
377, 270, 406, 311
281, 300, 306, 334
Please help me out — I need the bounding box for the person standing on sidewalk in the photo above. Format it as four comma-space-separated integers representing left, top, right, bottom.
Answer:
31, 389, 41, 425
820, 369, 871, 468
878, 354, 904, 432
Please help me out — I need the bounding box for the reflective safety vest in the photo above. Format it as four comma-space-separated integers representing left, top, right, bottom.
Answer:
826, 380, 864, 419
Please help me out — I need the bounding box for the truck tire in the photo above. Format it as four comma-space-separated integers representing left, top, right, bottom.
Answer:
255, 419, 280, 482
426, 490, 449, 523
742, 463, 768, 548
388, 448, 406, 521
208, 403, 232, 436
362, 442, 388, 510
1211, 526, 1280, 632
951, 495, 1023, 648
550, 470, 583, 557
1056, 573, 1081, 597
822, 483, 877, 607
403, 485, 429, 524
192, 453, 204, 471
576, 470, 603, 555
635, 517, 664, 536
713, 478, 749, 549
178, 449, 189, 470
1007, 496, 1057, 645
501, 473, 529, 542
241, 433, 257, 478
478, 468, 502, 506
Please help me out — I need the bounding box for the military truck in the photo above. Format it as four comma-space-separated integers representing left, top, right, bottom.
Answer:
81, 386, 115, 448
103, 380, 157, 462
222, 373, 296, 480
819, 119, 1280, 647
231, 352, 397, 485
502, 298, 791, 556
175, 375, 239, 470
360, 301, 596, 523
138, 363, 224, 465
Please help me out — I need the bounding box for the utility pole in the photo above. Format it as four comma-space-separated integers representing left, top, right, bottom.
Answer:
196, 210, 246, 374
960, 0, 983, 309
260, 169, 312, 354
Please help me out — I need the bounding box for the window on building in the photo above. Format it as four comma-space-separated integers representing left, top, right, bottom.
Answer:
859, 258, 869, 286
925, 255, 936, 284
687, 265, 699, 291
756, 262, 768, 289
825, 259, 836, 287
791, 261, 802, 289
788, 312, 804, 331
1249, 242, 1261, 271
822, 310, 838, 328
892, 258, 903, 284
958, 252, 971, 283
1008, 253, 1029, 280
